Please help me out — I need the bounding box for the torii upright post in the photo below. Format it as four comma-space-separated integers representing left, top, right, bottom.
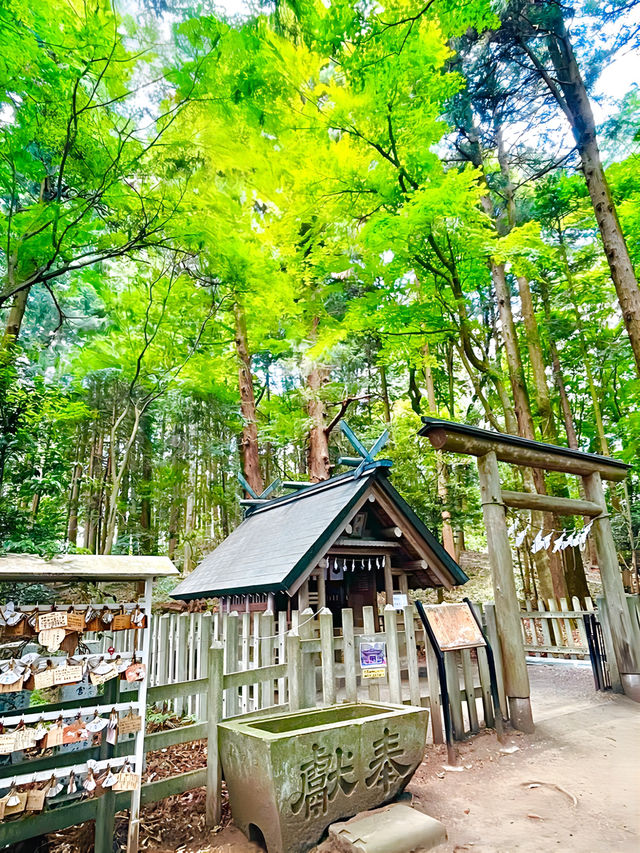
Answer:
477, 451, 534, 732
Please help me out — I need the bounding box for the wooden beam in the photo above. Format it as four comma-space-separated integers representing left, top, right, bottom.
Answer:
381, 526, 402, 538
583, 472, 640, 689
501, 490, 602, 517
426, 428, 628, 482
298, 578, 309, 611
477, 451, 534, 732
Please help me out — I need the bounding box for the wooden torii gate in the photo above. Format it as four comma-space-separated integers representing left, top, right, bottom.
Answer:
419, 417, 640, 731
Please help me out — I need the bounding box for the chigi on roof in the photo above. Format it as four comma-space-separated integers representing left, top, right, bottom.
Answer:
172, 424, 467, 624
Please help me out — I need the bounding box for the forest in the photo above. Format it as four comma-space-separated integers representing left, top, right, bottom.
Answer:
0, 0, 638, 603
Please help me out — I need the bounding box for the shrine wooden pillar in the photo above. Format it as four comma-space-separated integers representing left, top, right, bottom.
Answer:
583, 472, 640, 689
477, 451, 534, 732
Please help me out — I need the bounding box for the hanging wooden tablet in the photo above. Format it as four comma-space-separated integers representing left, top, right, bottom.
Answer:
37, 611, 68, 631
112, 610, 131, 631
38, 627, 65, 652
89, 663, 118, 686
52, 664, 84, 686
0, 732, 16, 754
66, 610, 85, 632
84, 608, 101, 632
22, 664, 36, 692
45, 721, 64, 749
14, 727, 37, 751
100, 608, 115, 630
117, 711, 142, 736
105, 710, 118, 746
3, 614, 26, 637
113, 771, 140, 791
130, 607, 146, 629
63, 719, 89, 745
60, 632, 80, 655
26, 786, 46, 812
124, 662, 145, 683
1, 789, 27, 816
0, 675, 23, 694
34, 666, 55, 690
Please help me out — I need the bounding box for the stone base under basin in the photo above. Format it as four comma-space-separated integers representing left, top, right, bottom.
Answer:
329, 804, 447, 853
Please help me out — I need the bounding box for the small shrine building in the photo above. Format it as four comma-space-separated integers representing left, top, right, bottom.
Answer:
172, 456, 468, 625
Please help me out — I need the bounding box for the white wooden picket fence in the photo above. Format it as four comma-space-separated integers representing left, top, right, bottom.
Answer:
133, 603, 508, 745
520, 597, 595, 659
520, 594, 640, 668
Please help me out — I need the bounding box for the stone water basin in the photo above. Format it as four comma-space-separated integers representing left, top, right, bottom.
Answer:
218, 702, 429, 853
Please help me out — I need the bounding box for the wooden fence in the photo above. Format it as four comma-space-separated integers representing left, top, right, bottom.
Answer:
520, 597, 595, 659
4, 600, 566, 846
519, 594, 640, 665
145, 603, 507, 747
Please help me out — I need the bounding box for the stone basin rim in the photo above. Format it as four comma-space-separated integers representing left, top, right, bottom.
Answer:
218, 701, 425, 740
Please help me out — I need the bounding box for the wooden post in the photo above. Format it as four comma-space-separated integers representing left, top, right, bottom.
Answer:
223, 612, 239, 717
95, 676, 120, 853
260, 609, 275, 708
595, 595, 621, 690
583, 472, 640, 688
287, 630, 303, 711
241, 611, 251, 713
402, 605, 421, 707
384, 555, 394, 604
319, 608, 336, 705
299, 607, 316, 707
342, 608, 358, 702
317, 569, 327, 609
477, 451, 533, 732
126, 578, 153, 853
444, 651, 464, 740
362, 605, 380, 702
198, 613, 212, 720
424, 634, 444, 744
206, 641, 224, 827
461, 649, 479, 734
399, 574, 409, 598
384, 604, 402, 704
277, 610, 287, 705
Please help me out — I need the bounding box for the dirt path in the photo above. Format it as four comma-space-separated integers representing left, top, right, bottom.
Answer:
409, 664, 639, 852
150, 664, 639, 853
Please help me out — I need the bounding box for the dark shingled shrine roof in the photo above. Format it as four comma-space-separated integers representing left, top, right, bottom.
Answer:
172, 466, 467, 600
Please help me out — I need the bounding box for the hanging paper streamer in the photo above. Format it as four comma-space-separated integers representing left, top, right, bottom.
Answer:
507, 515, 594, 556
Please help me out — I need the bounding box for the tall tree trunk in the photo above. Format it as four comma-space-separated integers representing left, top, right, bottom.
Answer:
306, 362, 331, 482
140, 412, 154, 554
2, 286, 29, 350
540, 281, 599, 572
491, 262, 562, 599
234, 300, 263, 495
517, 276, 557, 443
379, 363, 391, 423
558, 243, 610, 455
534, 12, 640, 373
102, 407, 141, 554
67, 462, 83, 545
423, 344, 457, 559
85, 430, 103, 553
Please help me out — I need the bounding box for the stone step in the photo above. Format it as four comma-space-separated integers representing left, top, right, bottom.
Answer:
329, 803, 446, 853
